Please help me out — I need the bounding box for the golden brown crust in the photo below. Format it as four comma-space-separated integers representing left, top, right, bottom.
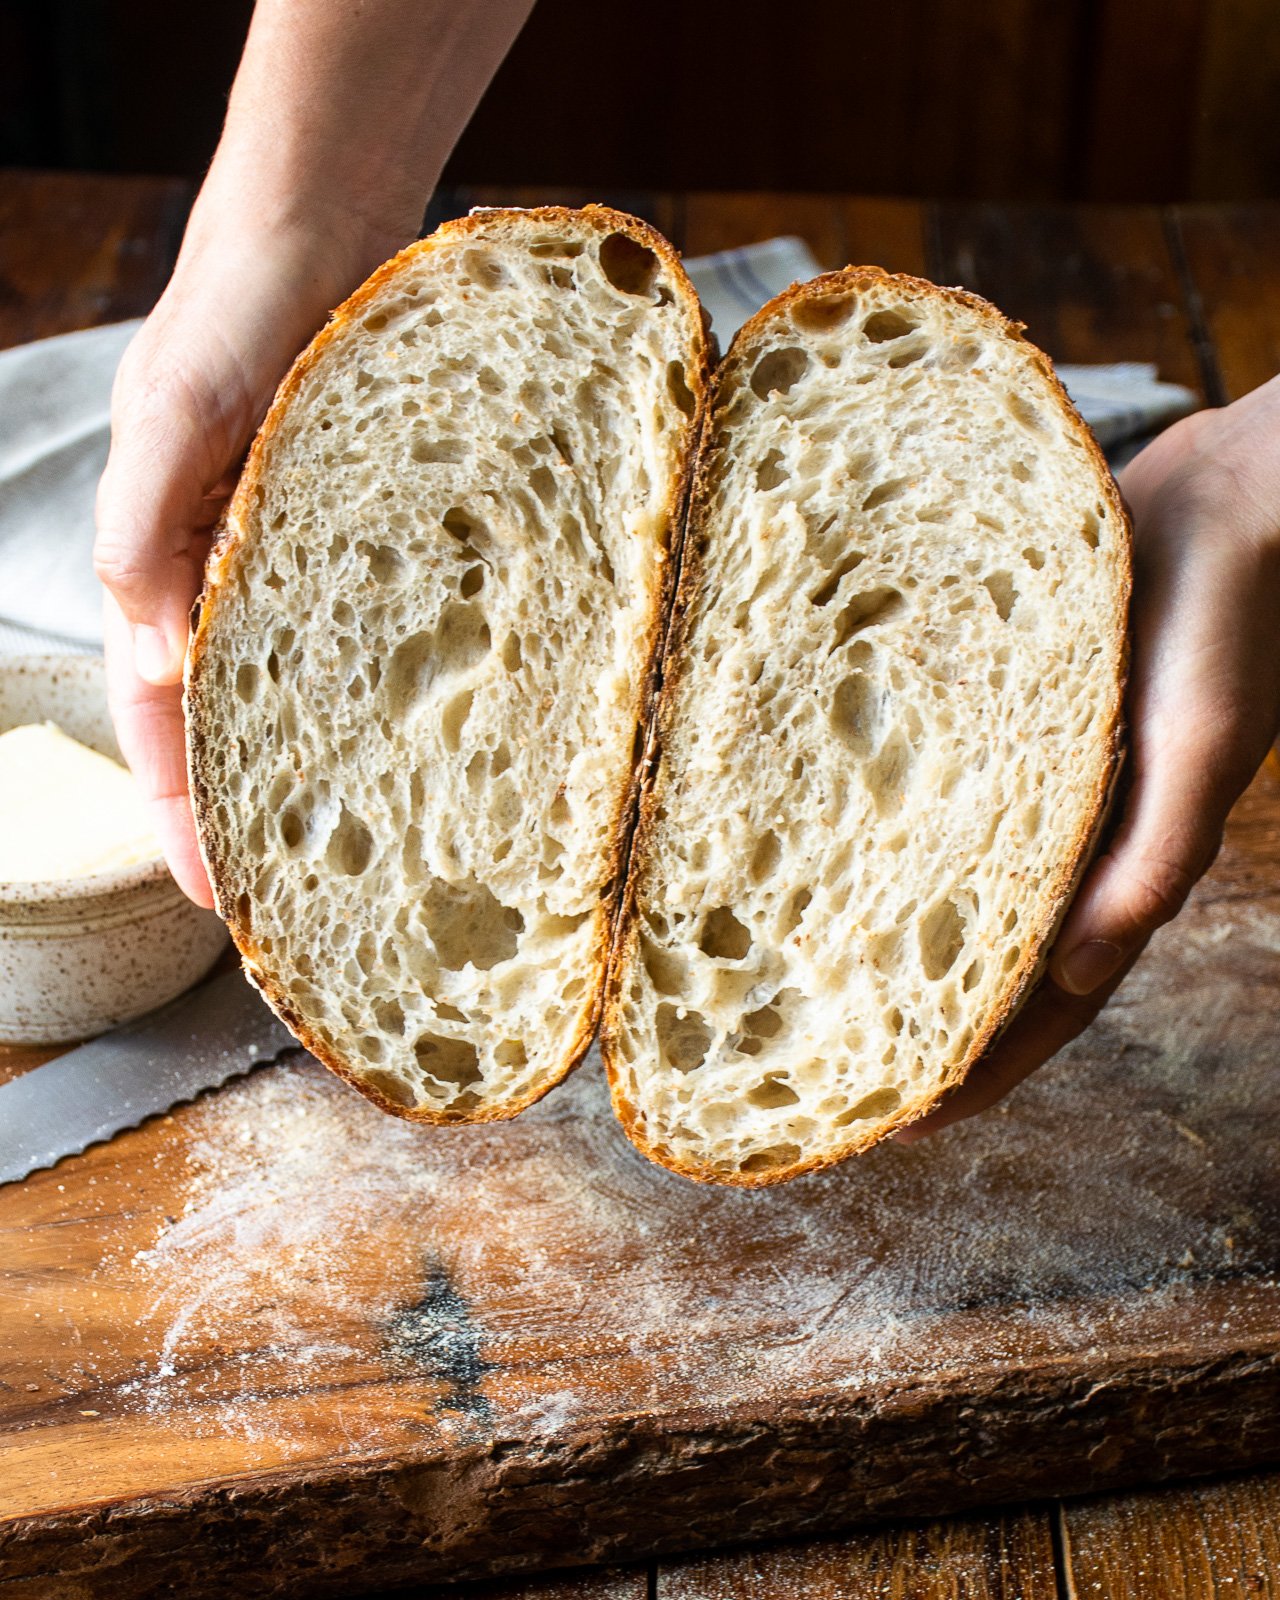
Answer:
185, 206, 710, 1125
600, 265, 1133, 1185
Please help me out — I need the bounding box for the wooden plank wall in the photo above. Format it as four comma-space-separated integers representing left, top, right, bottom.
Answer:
4, 0, 1280, 202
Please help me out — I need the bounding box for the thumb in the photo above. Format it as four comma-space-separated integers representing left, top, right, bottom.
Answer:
93, 365, 228, 686
1050, 707, 1232, 995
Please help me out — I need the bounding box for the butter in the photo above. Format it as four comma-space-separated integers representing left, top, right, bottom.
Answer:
0, 723, 162, 882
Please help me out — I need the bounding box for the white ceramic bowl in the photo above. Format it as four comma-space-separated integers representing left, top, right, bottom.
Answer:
0, 654, 228, 1044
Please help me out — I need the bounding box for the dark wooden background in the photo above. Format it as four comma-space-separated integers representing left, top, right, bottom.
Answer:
2, 0, 1280, 202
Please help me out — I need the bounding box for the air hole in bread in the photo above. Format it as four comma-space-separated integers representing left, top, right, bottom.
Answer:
363, 1068, 415, 1106
266, 650, 281, 684
436, 1001, 467, 1023
495, 1039, 527, 1068
1081, 511, 1101, 549
962, 958, 983, 992
697, 906, 751, 962
830, 586, 903, 649
460, 565, 485, 598
279, 810, 304, 852
385, 605, 491, 718
492, 743, 512, 776
756, 449, 789, 491
459, 249, 510, 291
642, 936, 688, 996
747, 1075, 801, 1109
864, 732, 915, 819
738, 996, 788, 1056
476, 364, 504, 395
1021, 546, 1046, 570
359, 542, 403, 583
420, 875, 524, 970
982, 570, 1018, 621
598, 232, 660, 296
750, 347, 810, 400
413, 1032, 483, 1090
667, 361, 696, 418
530, 238, 584, 259
656, 1004, 712, 1072
944, 338, 982, 371
373, 999, 406, 1036
781, 887, 812, 936
1006, 391, 1048, 434
235, 664, 259, 704
411, 435, 469, 466
920, 896, 965, 980
1011, 460, 1032, 483
830, 671, 879, 757
861, 477, 910, 511
440, 689, 473, 753
888, 338, 929, 368
529, 465, 557, 508
749, 830, 782, 882
793, 293, 856, 332
862, 308, 919, 343
838, 1086, 902, 1124
326, 805, 374, 876
739, 1143, 802, 1173
502, 633, 524, 673
810, 549, 866, 606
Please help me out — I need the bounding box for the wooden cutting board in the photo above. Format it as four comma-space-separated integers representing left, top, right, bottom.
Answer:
2, 767, 1279, 1600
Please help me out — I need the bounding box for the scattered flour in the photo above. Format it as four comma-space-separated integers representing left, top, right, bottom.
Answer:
90, 843, 1280, 1466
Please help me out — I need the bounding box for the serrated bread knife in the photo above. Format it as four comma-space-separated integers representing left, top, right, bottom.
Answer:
0, 970, 298, 1186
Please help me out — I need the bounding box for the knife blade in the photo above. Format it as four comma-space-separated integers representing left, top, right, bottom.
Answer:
0, 969, 299, 1186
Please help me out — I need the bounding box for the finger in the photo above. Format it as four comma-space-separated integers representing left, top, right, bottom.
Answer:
103, 593, 215, 909
1051, 537, 1280, 997
894, 959, 1135, 1142
94, 373, 220, 687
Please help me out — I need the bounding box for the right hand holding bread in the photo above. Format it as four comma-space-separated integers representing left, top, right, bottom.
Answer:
899, 375, 1280, 1141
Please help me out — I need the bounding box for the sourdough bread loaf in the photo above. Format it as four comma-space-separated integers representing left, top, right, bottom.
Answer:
186, 207, 709, 1121
601, 269, 1130, 1183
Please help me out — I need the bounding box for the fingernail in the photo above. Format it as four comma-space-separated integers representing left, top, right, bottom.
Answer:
134, 624, 178, 684
1058, 939, 1125, 996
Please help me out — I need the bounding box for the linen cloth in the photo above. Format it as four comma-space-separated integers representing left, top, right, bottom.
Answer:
0, 239, 1199, 656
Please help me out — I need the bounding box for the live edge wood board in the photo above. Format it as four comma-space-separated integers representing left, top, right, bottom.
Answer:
1, 180, 1279, 1600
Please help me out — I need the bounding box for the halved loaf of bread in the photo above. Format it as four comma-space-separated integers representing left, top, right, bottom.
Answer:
186, 207, 709, 1121
601, 269, 1130, 1184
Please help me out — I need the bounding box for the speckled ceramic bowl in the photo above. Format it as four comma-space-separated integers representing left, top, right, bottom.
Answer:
0, 654, 228, 1044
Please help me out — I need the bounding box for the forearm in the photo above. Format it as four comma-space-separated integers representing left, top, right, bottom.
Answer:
180, 0, 536, 283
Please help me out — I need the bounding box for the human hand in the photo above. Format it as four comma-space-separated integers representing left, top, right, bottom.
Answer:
898, 378, 1280, 1140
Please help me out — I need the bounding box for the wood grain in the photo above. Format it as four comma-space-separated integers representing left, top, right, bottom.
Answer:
1061, 1473, 1280, 1598
1189, 0, 1280, 204
681, 193, 846, 270
840, 198, 930, 278
371, 1568, 647, 1600
0, 168, 189, 347
1173, 205, 1280, 403
1078, 0, 1210, 203
931, 203, 1204, 389
658, 1510, 1059, 1599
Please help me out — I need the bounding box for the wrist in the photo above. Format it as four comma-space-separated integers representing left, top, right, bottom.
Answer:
178, 159, 421, 306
